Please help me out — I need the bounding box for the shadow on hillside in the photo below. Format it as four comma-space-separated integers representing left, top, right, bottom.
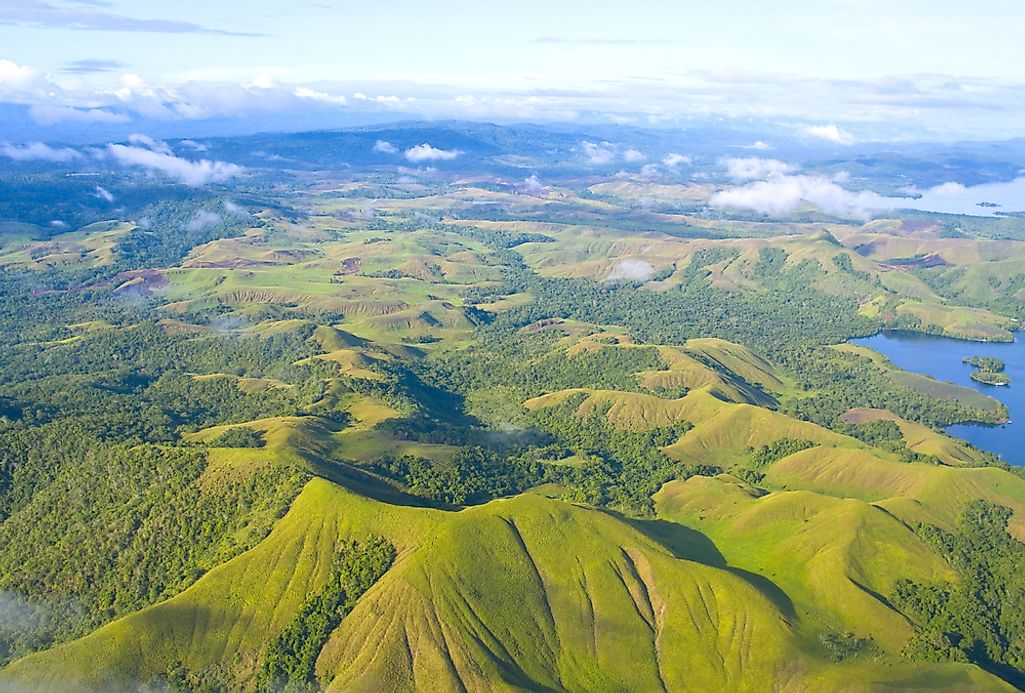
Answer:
618, 515, 727, 567
613, 513, 796, 619
310, 459, 456, 510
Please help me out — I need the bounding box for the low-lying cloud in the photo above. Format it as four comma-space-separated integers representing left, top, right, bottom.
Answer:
294, 86, 348, 106
28, 105, 130, 125
623, 148, 646, 163
662, 153, 692, 168
721, 157, 797, 181
803, 123, 855, 145
184, 209, 222, 232
128, 133, 172, 154
93, 185, 114, 203
373, 139, 398, 154
178, 139, 208, 152
522, 174, 545, 193
108, 144, 243, 186
404, 143, 461, 162
608, 258, 655, 282
711, 174, 896, 218
222, 200, 247, 216
0, 141, 81, 162
582, 140, 616, 165
929, 181, 968, 196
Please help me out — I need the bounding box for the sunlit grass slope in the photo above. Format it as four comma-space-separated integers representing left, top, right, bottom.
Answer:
3, 478, 1008, 692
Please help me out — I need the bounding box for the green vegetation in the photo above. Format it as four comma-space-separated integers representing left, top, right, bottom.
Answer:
748, 438, 817, 467
1, 137, 1024, 691
211, 426, 267, 448
965, 356, 1012, 386
893, 501, 1025, 687
965, 356, 1006, 372
0, 425, 307, 665
971, 370, 1012, 386
255, 538, 394, 693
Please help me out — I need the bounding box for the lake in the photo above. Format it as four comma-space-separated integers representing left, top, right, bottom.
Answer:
897, 177, 1025, 217
852, 331, 1024, 465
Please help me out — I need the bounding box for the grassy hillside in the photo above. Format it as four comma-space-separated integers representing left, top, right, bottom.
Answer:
2, 479, 1011, 692
2, 137, 1025, 691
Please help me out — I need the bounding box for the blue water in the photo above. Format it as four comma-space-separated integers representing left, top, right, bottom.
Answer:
852, 331, 1024, 465
898, 177, 1025, 217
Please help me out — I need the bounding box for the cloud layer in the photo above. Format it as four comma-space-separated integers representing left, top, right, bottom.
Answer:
0, 0, 257, 35
803, 124, 855, 145
711, 174, 896, 218
721, 157, 797, 181
0, 141, 81, 161
404, 143, 461, 162
107, 144, 243, 186
608, 259, 655, 282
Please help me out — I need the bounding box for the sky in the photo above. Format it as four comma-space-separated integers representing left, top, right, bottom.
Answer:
2, 0, 1025, 141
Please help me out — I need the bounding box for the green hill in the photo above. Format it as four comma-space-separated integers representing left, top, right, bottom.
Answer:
2, 480, 1010, 692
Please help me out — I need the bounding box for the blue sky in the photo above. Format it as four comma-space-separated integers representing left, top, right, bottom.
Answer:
2, 0, 1025, 140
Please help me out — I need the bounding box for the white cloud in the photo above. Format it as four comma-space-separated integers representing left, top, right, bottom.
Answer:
581, 140, 616, 165
929, 181, 968, 196
294, 86, 348, 106
804, 123, 855, 145
107, 144, 243, 186
93, 185, 114, 203
222, 200, 247, 216
178, 139, 209, 152
354, 92, 402, 104
0, 142, 81, 162
522, 174, 545, 193
748, 141, 773, 150
608, 259, 655, 282
662, 153, 692, 168
28, 105, 129, 125
0, 59, 61, 102
623, 148, 646, 162
373, 139, 398, 154
721, 157, 798, 181
184, 209, 221, 232
711, 175, 896, 218
128, 133, 172, 154
404, 143, 461, 162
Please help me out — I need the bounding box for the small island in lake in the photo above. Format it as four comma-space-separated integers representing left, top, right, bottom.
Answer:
964, 355, 1011, 386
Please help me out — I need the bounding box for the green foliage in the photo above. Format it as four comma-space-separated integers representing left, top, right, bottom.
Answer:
0, 424, 307, 664
819, 632, 878, 662
747, 438, 816, 467
837, 420, 941, 464
255, 538, 395, 693
779, 346, 1006, 428
211, 427, 266, 448
368, 448, 544, 506
891, 501, 1025, 688
754, 247, 788, 276
963, 356, 1012, 386
497, 274, 878, 356
832, 252, 874, 282
424, 327, 663, 403
528, 395, 695, 512
971, 370, 1011, 386
964, 356, 1006, 372
446, 223, 555, 249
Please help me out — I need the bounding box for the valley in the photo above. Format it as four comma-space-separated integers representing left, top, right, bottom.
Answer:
1, 124, 1025, 691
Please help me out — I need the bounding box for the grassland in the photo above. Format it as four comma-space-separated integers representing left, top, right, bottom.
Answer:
3, 476, 1013, 692
2, 166, 1025, 691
